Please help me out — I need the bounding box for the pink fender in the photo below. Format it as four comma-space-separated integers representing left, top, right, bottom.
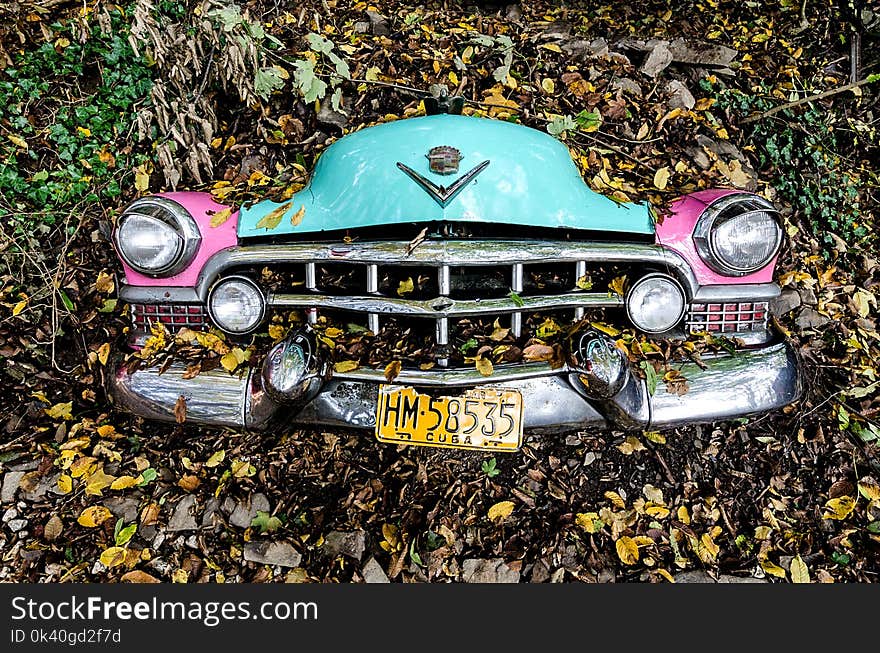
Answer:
655, 189, 778, 286
118, 191, 239, 287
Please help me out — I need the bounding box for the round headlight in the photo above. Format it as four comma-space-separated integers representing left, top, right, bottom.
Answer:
114, 197, 201, 276
693, 194, 781, 276
626, 273, 686, 334
208, 276, 266, 335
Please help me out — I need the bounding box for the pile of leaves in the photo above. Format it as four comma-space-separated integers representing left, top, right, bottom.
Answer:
1, 0, 879, 584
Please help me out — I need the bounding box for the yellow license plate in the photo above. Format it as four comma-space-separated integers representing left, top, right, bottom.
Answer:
375, 385, 524, 451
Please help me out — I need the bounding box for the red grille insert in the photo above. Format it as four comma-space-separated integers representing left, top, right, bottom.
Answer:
130, 304, 206, 332
687, 301, 768, 334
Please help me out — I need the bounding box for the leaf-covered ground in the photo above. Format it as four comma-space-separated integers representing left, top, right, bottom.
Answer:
1, 0, 879, 583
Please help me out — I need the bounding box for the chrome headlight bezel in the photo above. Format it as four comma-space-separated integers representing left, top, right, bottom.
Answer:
625, 273, 687, 334
693, 193, 782, 277
113, 197, 201, 277
207, 275, 267, 335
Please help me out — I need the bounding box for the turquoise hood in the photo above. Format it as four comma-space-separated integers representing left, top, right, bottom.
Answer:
238, 114, 654, 238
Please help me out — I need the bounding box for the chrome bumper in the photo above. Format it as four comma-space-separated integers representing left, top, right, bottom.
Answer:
108, 340, 801, 434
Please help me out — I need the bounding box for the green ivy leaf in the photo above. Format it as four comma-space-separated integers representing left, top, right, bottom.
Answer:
481, 457, 500, 478
137, 468, 157, 487
251, 510, 282, 534
255, 67, 285, 100
114, 522, 137, 547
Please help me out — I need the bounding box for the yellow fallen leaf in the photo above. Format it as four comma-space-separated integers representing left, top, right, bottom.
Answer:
205, 450, 226, 468
677, 505, 690, 524
384, 360, 402, 383
790, 555, 810, 583
57, 474, 73, 494
290, 205, 306, 226
609, 275, 628, 297
823, 495, 855, 520
96, 425, 117, 439
134, 165, 150, 193
490, 324, 510, 341
334, 360, 360, 373
618, 435, 646, 455
397, 277, 414, 296
12, 299, 27, 316
699, 532, 720, 562
644, 431, 666, 444
69, 456, 98, 478
656, 568, 676, 583
645, 503, 670, 519
85, 468, 116, 496
575, 512, 604, 534
96, 342, 110, 366
254, 201, 292, 231
209, 207, 233, 228
8, 134, 28, 149
541, 78, 555, 94
487, 500, 515, 522
97, 146, 116, 167
540, 43, 562, 53
110, 475, 140, 491
100, 546, 128, 568
231, 459, 256, 478
604, 490, 626, 508
716, 158, 752, 188
853, 290, 875, 319
45, 401, 73, 420
268, 324, 287, 342
761, 559, 787, 578
220, 350, 240, 372
78, 505, 112, 528
590, 321, 621, 337
653, 166, 671, 190
172, 568, 189, 583
575, 275, 593, 290
616, 536, 639, 565
858, 478, 880, 501
382, 523, 401, 550
77, 126, 91, 137
475, 356, 494, 377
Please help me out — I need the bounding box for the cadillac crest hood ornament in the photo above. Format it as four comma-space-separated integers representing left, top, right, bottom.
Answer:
397, 147, 490, 208
427, 146, 461, 175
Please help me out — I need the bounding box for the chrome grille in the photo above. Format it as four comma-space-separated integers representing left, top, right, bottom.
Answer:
200, 240, 700, 366
686, 301, 768, 334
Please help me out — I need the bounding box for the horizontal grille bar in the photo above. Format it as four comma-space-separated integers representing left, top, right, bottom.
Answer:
269, 291, 622, 318
337, 361, 562, 387
195, 240, 698, 300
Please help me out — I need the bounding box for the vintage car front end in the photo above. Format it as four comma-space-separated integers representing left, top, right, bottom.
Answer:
108, 113, 801, 450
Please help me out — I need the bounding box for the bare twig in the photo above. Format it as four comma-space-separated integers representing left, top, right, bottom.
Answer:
741, 76, 878, 124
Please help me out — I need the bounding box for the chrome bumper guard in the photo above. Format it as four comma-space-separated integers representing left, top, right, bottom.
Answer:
108, 335, 801, 434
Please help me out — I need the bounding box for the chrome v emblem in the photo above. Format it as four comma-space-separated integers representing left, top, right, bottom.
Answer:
396, 160, 490, 207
